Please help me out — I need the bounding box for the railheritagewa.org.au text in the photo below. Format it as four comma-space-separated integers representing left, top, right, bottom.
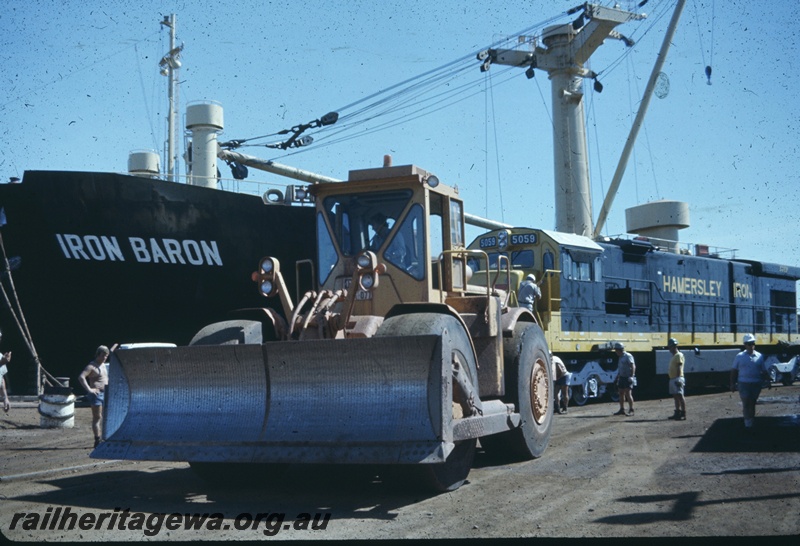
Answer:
9, 507, 331, 537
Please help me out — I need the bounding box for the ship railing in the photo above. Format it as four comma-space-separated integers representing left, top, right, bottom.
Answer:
605, 233, 739, 259
152, 172, 314, 205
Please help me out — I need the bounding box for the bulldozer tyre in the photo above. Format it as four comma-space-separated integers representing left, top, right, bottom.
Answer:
189, 319, 264, 346
481, 322, 553, 460
377, 312, 479, 492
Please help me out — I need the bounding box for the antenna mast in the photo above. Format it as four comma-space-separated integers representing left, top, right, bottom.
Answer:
159, 14, 183, 182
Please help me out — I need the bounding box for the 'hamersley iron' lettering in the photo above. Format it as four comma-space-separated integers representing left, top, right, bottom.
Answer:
661, 274, 723, 297
55, 234, 222, 266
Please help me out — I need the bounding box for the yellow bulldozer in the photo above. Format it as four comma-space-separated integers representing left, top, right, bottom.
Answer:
93, 163, 554, 492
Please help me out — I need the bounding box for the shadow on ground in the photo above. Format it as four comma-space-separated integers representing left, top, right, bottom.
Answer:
692, 416, 800, 453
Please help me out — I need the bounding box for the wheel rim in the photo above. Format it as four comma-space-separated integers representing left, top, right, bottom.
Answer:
587, 376, 599, 397
769, 367, 778, 383
530, 357, 550, 424
572, 386, 588, 406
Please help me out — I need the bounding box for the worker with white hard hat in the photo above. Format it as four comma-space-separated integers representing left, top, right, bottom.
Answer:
518, 273, 541, 313
730, 334, 768, 429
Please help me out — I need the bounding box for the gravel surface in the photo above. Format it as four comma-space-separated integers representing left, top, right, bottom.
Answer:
1, 385, 799, 541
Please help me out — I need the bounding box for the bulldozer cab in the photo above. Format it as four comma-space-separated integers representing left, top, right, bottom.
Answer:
311, 164, 468, 316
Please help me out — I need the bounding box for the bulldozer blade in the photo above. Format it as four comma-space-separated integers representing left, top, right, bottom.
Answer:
93, 335, 457, 465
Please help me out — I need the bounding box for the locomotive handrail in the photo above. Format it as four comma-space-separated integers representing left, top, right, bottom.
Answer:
539, 268, 561, 316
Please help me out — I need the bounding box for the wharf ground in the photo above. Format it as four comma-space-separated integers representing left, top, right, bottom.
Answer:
1, 385, 799, 541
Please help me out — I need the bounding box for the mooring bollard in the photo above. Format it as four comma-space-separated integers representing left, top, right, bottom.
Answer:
38, 377, 75, 428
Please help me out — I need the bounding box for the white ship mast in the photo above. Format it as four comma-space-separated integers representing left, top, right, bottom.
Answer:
159, 14, 183, 182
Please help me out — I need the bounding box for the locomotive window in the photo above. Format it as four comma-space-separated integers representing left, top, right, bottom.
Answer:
477, 250, 533, 272
771, 290, 796, 334
511, 250, 534, 269
562, 249, 601, 282
574, 261, 591, 281
562, 251, 595, 282
632, 288, 651, 308
543, 250, 554, 273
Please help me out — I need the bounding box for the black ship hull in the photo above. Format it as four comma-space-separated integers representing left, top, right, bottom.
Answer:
0, 171, 316, 394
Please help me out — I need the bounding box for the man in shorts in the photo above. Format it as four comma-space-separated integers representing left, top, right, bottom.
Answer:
613, 342, 636, 416
730, 334, 767, 429
551, 352, 569, 414
79, 345, 110, 447
666, 338, 686, 420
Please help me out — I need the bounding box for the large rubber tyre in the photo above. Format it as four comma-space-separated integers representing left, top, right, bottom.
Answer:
189, 319, 264, 346
376, 312, 479, 492
481, 322, 553, 460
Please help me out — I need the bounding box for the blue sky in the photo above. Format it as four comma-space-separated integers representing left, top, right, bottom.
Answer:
2, 0, 798, 297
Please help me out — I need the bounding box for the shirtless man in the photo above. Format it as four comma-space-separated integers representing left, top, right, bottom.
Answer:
79, 345, 110, 447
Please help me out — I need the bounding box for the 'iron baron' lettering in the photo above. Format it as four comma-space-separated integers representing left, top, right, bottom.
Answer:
55, 234, 222, 266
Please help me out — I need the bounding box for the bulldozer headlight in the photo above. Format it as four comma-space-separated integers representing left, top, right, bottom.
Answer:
359, 273, 375, 290
355, 251, 380, 291
260, 257, 275, 274
254, 256, 281, 297
357, 251, 377, 269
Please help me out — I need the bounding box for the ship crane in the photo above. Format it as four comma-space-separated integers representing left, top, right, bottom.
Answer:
477, 3, 645, 237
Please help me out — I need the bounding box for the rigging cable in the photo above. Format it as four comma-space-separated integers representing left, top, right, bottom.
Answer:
489, 64, 505, 223
228, 13, 570, 157
134, 42, 161, 154
593, 0, 674, 83
625, 53, 641, 205
692, 0, 714, 84
588, 90, 607, 236
484, 69, 490, 218
0, 30, 160, 110
708, 0, 715, 84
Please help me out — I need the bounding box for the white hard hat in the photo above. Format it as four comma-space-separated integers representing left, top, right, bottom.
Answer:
743, 334, 756, 345
527, 273, 536, 282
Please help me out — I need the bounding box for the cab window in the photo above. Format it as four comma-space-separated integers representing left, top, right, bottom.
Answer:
321, 190, 412, 257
